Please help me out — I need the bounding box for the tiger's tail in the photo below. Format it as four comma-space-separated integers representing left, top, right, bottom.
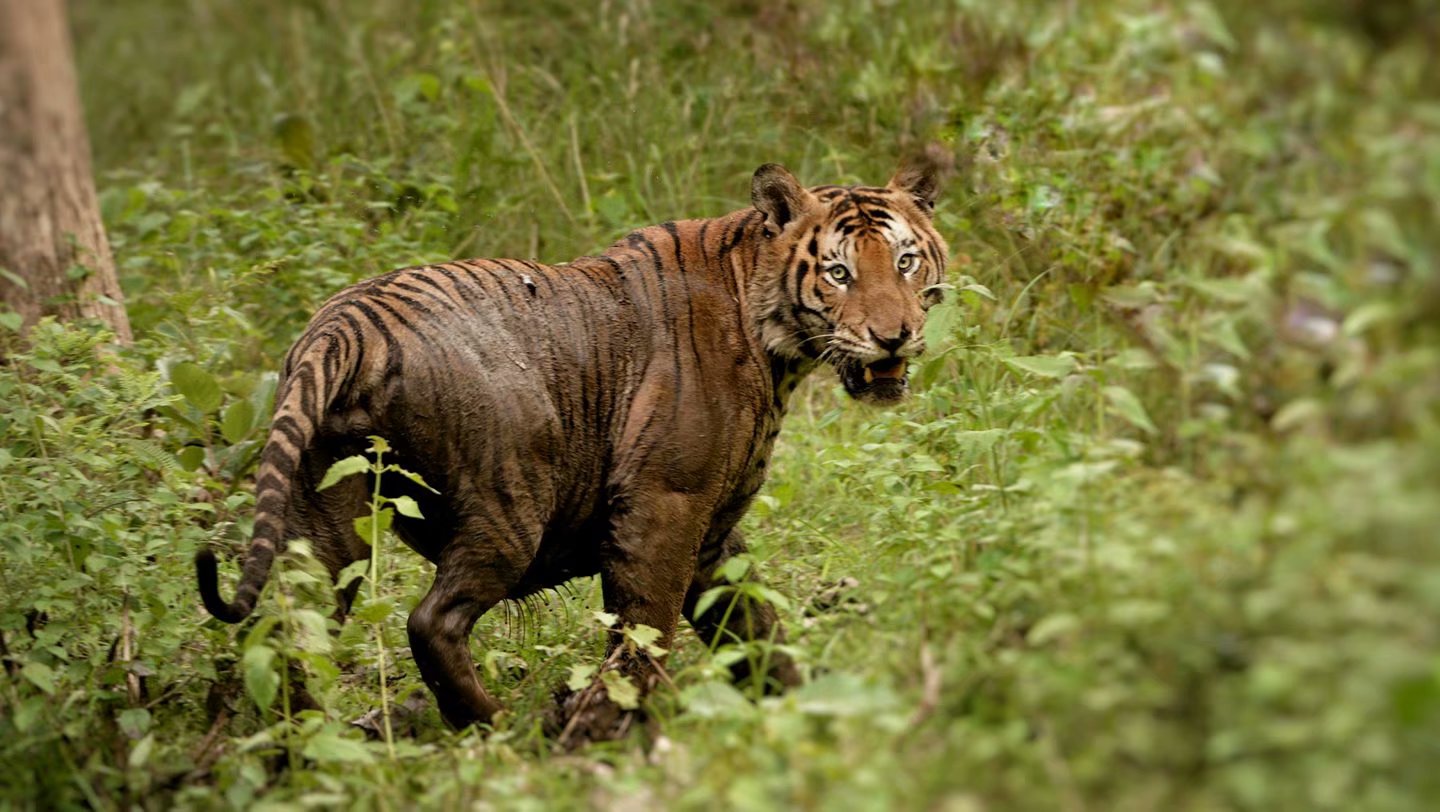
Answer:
196, 325, 353, 623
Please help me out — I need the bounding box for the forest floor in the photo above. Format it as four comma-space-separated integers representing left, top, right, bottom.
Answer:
1, 0, 1437, 808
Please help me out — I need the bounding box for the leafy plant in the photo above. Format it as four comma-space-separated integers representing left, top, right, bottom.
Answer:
316, 435, 437, 756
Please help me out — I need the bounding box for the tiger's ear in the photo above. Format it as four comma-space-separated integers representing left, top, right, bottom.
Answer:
751, 163, 815, 237
888, 143, 955, 216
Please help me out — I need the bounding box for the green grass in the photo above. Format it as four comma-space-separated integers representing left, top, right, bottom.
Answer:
1, 0, 1437, 808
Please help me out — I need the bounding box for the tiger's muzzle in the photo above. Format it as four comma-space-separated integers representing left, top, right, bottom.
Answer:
838, 355, 912, 404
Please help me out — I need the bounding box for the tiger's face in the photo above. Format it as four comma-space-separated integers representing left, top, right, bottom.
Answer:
750, 152, 951, 404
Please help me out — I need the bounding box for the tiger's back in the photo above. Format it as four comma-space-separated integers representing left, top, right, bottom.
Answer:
284, 211, 776, 574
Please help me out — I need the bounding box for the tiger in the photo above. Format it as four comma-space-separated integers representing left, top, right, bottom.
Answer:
196, 148, 951, 738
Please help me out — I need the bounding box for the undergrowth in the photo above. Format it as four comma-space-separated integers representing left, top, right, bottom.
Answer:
0, 0, 1436, 808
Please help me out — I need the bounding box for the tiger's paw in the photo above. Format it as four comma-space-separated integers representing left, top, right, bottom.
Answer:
545, 674, 657, 750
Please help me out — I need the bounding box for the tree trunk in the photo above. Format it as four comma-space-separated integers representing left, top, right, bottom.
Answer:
0, 0, 132, 343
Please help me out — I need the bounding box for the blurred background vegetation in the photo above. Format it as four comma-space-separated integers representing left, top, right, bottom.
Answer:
1, 0, 1437, 807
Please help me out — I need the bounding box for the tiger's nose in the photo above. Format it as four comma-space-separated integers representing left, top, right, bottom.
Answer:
870, 326, 912, 355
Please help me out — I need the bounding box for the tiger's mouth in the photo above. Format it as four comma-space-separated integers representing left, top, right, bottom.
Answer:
838, 356, 910, 404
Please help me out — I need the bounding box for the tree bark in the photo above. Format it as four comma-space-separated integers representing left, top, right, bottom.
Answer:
0, 0, 131, 343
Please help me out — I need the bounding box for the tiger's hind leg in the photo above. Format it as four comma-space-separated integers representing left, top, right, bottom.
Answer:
683, 529, 801, 693
406, 517, 536, 730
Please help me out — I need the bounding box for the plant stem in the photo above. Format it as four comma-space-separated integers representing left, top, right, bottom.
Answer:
369, 445, 396, 759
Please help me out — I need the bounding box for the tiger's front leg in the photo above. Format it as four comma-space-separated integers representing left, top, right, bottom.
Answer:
554, 490, 709, 749
684, 528, 801, 693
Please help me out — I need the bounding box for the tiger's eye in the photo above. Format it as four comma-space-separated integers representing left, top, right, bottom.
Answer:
826, 265, 852, 285
897, 253, 918, 274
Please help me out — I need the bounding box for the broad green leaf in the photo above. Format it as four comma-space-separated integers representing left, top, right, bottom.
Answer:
1206, 317, 1250, 359
680, 680, 752, 719
318, 455, 369, 491
0, 267, 27, 289
12, 697, 43, 734
1107, 599, 1168, 626
712, 648, 747, 669
170, 362, 222, 414
1028, 613, 1081, 645
960, 282, 996, 300
692, 586, 732, 622
1186, 276, 1254, 304
717, 556, 751, 584
1003, 355, 1077, 379
22, 661, 57, 695
177, 446, 206, 472
392, 466, 440, 494
0, 311, 22, 332
272, 113, 315, 170
1099, 283, 1161, 308
601, 670, 640, 710
390, 495, 424, 519
117, 707, 151, 739
291, 608, 333, 654
624, 624, 667, 657
791, 673, 898, 717
591, 610, 619, 628
127, 733, 155, 770
1271, 398, 1325, 432
242, 644, 279, 713
336, 559, 369, 590
922, 300, 963, 348
353, 508, 393, 545
1343, 301, 1397, 337
251, 373, 279, 420
1107, 348, 1159, 370
395, 72, 442, 103
302, 731, 376, 765
738, 582, 792, 613
952, 429, 1006, 453
1103, 385, 1158, 435
220, 399, 256, 445
353, 597, 395, 625
566, 663, 597, 691
243, 615, 280, 651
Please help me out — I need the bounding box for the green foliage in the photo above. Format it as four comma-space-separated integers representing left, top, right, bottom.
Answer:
0, 0, 1435, 807
0, 322, 217, 806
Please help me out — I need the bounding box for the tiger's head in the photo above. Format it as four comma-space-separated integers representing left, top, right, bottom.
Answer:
749, 148, 951, 404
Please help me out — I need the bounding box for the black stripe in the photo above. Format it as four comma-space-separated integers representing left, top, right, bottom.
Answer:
256, 472, 288, 493
271, 416, 305, 447
398, 274, 462, 308
629, 232, 684, 415
261, 449, 297, 479
367, 295, 435, 344
374, 287, 438, 321
439, 265, 494, 316
849, 192, 890, 207
294, 363, 317, 417
335, 310, 366, 399
321, 334, 342, 393
348, 299, 405, 382
665, 222, 708, 385
717, 212, 757, 263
